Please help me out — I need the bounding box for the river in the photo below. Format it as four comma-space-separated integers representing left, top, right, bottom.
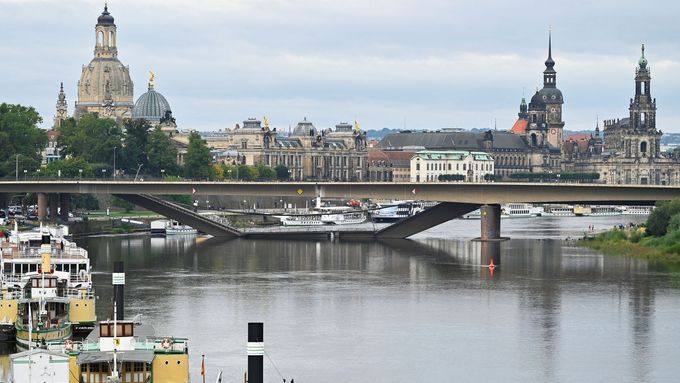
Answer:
3, 215, 680, 382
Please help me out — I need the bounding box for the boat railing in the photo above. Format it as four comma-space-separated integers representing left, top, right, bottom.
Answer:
145, 336, 189, 353
63, 288, 95, 299
10, 246, 89, 260
1, 290, 22, 299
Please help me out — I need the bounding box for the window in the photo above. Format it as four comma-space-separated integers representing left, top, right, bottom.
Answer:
416, 163, 420, 171
463, 164, 466, 171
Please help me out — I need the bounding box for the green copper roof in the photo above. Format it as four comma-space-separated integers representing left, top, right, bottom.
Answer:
639, 43, 648, 68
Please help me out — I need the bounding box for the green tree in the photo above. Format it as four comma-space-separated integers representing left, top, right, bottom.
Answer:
183, 132, 213, 179
111, 196, 135, 212
71, 194, 100, 210
256, 165, 275, 180
43, 157, 93, 178
237, 164, 258, 181
274, 165, 290, 180
646, 199, 680, 236
0, 103, 48, 178
57, 113, 122, 164
146, 127, 179, 176
121, 118, 151, 173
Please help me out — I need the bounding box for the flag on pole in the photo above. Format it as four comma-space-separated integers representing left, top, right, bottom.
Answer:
192, 188, 196, 195
354, 119, 361, 131
201, 354, 206, 383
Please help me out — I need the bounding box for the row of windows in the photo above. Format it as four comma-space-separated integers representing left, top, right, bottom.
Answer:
416, 162, 492, 172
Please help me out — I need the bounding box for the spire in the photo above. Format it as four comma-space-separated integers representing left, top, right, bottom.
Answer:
544, 28, 555, 69
54, 82, 68, 129
543, 28, 557, 88
638, 43, 648, 69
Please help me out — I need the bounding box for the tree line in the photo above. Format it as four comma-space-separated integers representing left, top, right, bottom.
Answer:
0, 104, 290, 181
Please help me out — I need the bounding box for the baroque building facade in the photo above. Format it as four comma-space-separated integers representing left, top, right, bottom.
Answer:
74, 5, 134, 121
218, 118, 368, 181
562, 45, 680, 185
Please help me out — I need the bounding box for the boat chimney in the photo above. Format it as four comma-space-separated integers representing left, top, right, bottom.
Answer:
112, 261, 125, 320
41, 229, 51, 273
247, 322, 264, 383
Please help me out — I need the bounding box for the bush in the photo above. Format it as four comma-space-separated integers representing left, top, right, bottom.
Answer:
646, 200, 680, 236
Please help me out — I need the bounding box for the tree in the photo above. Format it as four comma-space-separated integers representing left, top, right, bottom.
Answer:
237, 164, 258, 181
275, 165, 290, 180
121, 118, 151, 173
0, 103, 48, 178
183, 132, 213, 179
146, 127, 179, 176
212, 164, 225, 179
256, 165, 275, 180
43, 157, 93, 178
57, 113, 122, 164
646, 199, 680, 236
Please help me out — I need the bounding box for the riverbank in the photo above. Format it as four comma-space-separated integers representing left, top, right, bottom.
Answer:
582, 228, 680, 264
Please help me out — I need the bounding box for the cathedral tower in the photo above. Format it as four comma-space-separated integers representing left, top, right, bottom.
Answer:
53, 82, 68, 129
74, 5, 134, 121
539, 31, 565, 148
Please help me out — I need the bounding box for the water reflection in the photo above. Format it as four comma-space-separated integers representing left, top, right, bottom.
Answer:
1, 231, 677, 382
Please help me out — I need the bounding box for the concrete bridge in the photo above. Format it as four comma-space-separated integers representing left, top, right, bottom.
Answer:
1, 181, 676, 239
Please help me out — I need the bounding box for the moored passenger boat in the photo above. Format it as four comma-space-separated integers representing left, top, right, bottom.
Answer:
1, 226, 95, 342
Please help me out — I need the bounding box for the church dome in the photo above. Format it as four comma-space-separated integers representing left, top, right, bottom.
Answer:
291, 117, 317, 137
537, 87, 563, 104
97, 5, 114, 26
132, 84, 171, 123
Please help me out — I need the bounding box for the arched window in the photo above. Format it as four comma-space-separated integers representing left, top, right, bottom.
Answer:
640, 141, 648, 154
531, 134, 538, 147
98, 31, 104, 46
110, 31, 115, 47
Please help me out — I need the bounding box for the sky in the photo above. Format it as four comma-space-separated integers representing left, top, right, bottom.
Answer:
1, 0, 680, 133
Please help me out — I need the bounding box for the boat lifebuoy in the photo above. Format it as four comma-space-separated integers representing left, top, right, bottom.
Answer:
64, 339, 74, 351
161, 337, 172, 349
78, 269, 88, 280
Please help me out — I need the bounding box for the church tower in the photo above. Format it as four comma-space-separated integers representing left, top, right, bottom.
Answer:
541, 31, 565, 148
627, 44, 660, 158
74, 5, 134, 121
53, 82, 68, 129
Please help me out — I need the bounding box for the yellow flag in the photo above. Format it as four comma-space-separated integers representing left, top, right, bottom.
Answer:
354, 120, 361, 131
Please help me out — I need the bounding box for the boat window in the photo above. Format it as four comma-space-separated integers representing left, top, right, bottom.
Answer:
100, 323, 110, 337
124, 323, 133, 336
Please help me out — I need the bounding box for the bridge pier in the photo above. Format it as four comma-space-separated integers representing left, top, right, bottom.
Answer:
37, 193, 47, 221
479, 204, 503, 241
48, 193, 59, 222
480, 241, 501, 267
59, 193, 70, 222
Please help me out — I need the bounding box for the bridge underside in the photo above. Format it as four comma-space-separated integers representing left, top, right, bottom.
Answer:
114, 194, 241, 238
376, 202, 479, 239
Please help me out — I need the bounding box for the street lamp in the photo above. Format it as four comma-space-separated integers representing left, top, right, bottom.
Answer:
36, 169, 40, 180
79, 169, 83, 181
161, 169, 165, 179
23, 169, 27, 181
288, 169, 292, 181
102, 169, 107, 179
227, 169, 232, 179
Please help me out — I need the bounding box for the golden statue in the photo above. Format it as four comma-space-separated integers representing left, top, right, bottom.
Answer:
264, 116, 270, 129
149, 71, 155, 87
354, 119, 361, 131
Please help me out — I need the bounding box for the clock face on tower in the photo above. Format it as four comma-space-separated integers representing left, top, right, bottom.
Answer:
551, 129, 556, 134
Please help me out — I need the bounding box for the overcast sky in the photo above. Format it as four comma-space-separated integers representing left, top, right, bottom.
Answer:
1, 0, 679, 133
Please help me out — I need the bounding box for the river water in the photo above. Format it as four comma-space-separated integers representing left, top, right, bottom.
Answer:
4, 215, 680, 382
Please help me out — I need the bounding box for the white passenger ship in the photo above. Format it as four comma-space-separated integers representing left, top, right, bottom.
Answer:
277, 206, 367, 226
